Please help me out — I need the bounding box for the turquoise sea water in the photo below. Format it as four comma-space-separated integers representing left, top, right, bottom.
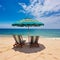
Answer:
0, 29, 60, 37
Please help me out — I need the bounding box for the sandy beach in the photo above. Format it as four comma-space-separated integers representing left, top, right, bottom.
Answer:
0, 36, 60, 60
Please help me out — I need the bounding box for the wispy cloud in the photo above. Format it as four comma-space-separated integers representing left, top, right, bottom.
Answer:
18, 0, 60, 29
18, 0, 60, 18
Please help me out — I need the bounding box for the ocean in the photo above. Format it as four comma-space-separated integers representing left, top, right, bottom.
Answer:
0, 29, 60, 37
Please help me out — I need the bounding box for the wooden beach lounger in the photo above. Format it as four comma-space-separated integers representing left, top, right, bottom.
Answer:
34, 36, 39, 47
29, 36, 39, 47
30, 36, 34, 44
13, 35, 26, 47
29, 36, 35, 48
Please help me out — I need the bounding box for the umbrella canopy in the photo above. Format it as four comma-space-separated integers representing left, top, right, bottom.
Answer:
12, 19, 44, 27
12, 19, 44, 40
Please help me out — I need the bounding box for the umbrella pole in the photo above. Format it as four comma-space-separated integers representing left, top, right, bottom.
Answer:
28, 26, 29, 42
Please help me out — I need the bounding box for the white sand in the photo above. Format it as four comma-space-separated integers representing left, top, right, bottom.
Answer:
0, 36, 60, 60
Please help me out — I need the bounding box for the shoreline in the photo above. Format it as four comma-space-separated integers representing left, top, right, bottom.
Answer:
0, 35, 60, 38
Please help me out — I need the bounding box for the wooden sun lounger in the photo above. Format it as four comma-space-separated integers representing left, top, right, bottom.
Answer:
34, 36, 39, 47
13, 35, 26, 48
29, 36, 34, 48
18, 35, 26, 47
29, 36, 34, 44
29, 36, 39, 47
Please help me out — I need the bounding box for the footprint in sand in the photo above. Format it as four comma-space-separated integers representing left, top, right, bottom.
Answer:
40, 52, 45, 55
48, 53, 59, 60
48, 53, 52, 55
53, 56, 59, 60
40, 52, 52, 55
39, 52, 46, 58
0, 51, 2, 53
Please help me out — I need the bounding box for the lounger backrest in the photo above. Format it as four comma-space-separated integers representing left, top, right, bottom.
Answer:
20, 35, 23, 40
13, 35, 17, 43
13, 35, 20, 44
35, 36, 39, 43
18, 35, 22, 43
30, 36, 34, 44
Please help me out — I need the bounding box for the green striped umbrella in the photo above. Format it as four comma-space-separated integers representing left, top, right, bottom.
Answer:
12, 19, 44, 40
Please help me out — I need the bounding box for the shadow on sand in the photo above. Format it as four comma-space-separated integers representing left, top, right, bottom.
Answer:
12, 43, 45, 53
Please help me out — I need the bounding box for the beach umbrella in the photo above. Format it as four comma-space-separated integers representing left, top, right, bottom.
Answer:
12, 18, 44, 40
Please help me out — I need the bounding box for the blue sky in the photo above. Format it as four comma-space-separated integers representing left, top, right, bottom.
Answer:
0, 0, 60, 29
